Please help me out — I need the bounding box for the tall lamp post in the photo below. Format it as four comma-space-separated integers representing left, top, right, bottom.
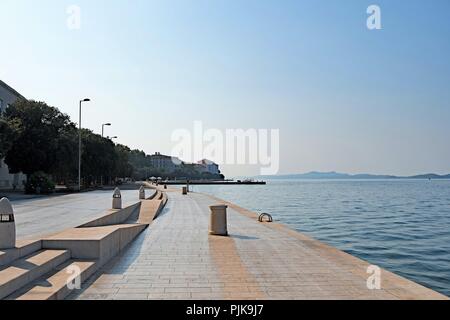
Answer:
78, 98, 91, 191
102, 123, 111, 138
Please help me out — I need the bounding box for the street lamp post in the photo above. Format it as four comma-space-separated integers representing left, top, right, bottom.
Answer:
78, 98, 91, 191
102, 123, 111, 138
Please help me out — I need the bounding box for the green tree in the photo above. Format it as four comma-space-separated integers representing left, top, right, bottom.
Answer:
128, 149, 154, 180
51, 126, 78, 184
4, 100, 74, 175
0, 118, 18, 158
80, 129, 117, 186
114, 144, 133, 178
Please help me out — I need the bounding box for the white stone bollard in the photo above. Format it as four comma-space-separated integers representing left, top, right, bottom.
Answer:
0, 198, 16, 249
209, 204, 228, 236
139, 186, 146, 200
112, 187, 122, 209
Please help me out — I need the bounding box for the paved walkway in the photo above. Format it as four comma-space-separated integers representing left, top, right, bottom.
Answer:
10, 190, 144, 240
69, 191, 448, 300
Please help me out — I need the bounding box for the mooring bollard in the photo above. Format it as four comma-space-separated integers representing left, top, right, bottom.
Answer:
0, 198, 16, 249
112, 187, 122, 209
164, 184, 167, 190
182, 186, 188, 195
139, 186, 146, 200
209, 204, 228, 236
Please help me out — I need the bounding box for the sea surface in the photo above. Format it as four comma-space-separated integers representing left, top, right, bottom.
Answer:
193, 179, 450, 297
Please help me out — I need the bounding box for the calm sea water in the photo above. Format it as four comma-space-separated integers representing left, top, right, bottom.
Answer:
193, 179, 450, 297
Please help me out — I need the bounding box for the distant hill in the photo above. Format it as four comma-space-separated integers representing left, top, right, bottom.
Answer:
257, 171, 450, 180
408, 173, 450, 179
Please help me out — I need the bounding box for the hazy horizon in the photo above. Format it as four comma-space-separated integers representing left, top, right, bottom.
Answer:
2, 0, 450, 177
255, 170, 450, 178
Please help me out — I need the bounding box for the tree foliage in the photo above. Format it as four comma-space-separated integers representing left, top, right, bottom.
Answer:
2, 99, 224, 191
0, 118, 18, 158
2, 100, 137, 187
114, 144, 134, 178
4, 100, 74, 175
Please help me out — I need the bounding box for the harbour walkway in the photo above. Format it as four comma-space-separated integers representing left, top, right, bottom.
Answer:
69, 189, 448, 300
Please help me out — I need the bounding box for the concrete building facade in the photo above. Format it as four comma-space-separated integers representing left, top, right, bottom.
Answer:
197, 159, 220, 175
0, 80, 27, 190
148, 152, 182, 174
147, 153, 221, 177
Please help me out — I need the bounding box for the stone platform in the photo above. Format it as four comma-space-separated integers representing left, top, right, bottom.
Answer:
69, 190, 448, 300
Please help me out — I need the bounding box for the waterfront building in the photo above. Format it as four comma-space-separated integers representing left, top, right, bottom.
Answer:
0, 80, 27, 190
148, 152, 183, 173
197, 159, 220, 175
147, 153, 221, 177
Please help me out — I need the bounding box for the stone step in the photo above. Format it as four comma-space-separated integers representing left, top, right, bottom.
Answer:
137, 193, 168, 224
0, 240, 42, 267
10, 259, 97, 300
0, 249, 70, 299
42, 224, 147, 263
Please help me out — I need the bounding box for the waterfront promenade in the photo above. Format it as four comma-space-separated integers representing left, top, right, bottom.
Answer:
69, 189, 448, 300
10, 190, 145, 240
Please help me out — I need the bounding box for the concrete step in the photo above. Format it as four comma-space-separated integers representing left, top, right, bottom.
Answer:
10, 259, 97, 300
0, 240, 42, 267
137, 193, 168, 224
0, 249, 70, 299
42, 224, 147, 264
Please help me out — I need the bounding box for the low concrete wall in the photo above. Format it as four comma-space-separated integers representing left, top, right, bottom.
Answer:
147, 190, 160, 200
78, 202, 141, 228
97, 225, 147, 263
137, 192, 168, 224
157, 193, 168, 218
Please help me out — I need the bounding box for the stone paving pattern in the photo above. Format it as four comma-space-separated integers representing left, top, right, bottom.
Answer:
69, 191, 448, 300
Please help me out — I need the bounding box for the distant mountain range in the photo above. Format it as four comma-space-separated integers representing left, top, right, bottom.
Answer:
257, 171, 450, 180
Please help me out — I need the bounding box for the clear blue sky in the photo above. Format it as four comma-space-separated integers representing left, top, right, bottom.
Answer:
1, 0, 450, 177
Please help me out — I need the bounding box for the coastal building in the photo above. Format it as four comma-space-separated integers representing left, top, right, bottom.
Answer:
197, 159, 220, 175
147, 153, 221, 178
148, 152, 183, 173
0, 80, 27, 190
